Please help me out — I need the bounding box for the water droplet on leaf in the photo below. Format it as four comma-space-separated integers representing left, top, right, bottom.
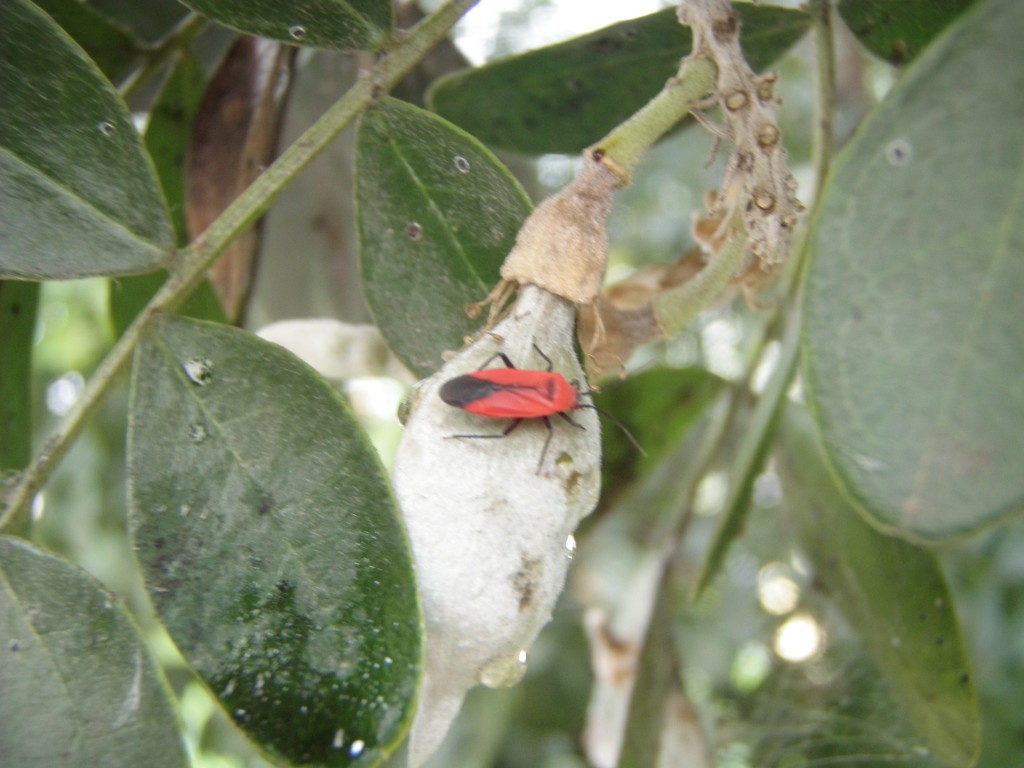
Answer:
349, 739, 365, 757
454, 155, 470, 173
183, 357, 213, 386
97, 120, 116, 137
289, 25, 307, 40
189, 423, 207, 442
407, 222, 423, 241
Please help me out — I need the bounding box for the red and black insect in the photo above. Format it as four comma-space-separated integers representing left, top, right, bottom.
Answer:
439, 344, 588, 472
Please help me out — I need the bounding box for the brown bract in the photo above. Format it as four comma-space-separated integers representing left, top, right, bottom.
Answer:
500, 156, 625, 304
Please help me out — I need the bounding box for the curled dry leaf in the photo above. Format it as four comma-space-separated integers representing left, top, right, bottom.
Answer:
394, 285, 602, 765
579, 246, 707, 380
186, 37, 296, 322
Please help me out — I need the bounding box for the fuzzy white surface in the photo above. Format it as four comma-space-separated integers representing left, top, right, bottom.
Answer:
394, 287, 601, 765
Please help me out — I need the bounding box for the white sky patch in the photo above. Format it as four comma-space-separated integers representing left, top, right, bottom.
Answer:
452, 0, 672, 64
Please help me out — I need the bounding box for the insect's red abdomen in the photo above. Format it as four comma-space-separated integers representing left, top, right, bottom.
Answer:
441, 368, 580, 419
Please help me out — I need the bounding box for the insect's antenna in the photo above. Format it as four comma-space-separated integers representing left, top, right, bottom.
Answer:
576, 401, 647, 457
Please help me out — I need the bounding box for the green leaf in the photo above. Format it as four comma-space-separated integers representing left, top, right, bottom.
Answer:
0, 536, 188, 768
0, 0, 173, 279
109, 52, 225, 337
428, 4, 810, 155
802, 0, 1024, 541
777, 410, 981, 767
838, 0, 980, 65
356, 97, 531, 376
0, 281, 38, 473
33, 0, 143, 81
147, 52, 207, 246
87, 0, 190, 44
128, 316, 421, 767
179, 0, 392, 51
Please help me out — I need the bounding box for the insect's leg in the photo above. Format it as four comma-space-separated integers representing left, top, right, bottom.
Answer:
531, 342, 554, 372
476, 351, 517, 371
536, 416, 554, 474
558, 411, 586, 430
446, 419, 523, 441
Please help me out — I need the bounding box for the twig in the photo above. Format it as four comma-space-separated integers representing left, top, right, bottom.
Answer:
0, 0, 482, 533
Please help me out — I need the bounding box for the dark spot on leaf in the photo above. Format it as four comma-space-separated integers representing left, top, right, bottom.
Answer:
960, 672, 970, 685
891, 39, 908, 64
154, 537, 165, 549
406, 222, 423, 241
10, 303, 20, 317
590, 36, 622, 54
935, 635, 945, 646
9, 640, 21, 651
919, 611, 929, 622
276, 579, 292, 594
567, 79, 585, 93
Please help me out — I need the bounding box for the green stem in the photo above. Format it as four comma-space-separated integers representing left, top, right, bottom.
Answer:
119, 12, 209, 102
588, 56, 716, 176
0, 0, 481, 534
651, 227, 747, 336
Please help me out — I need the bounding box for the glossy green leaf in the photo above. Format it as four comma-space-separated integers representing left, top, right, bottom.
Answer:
356, 97, 531, 376
0, 0, 173, 279
838, 0, 979, 64
128, 316, 421, 767
802, 0, 1024, 541
110, 52, 224, 337
180, 0, 392, 51
33, 0, 143, 81
0, 536, 188, 768
0, 282, 38, 473
778, 410, 980, 767
428, 4, 810, 155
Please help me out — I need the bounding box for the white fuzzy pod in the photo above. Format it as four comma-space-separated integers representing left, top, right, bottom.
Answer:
395, 286, 602, 765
